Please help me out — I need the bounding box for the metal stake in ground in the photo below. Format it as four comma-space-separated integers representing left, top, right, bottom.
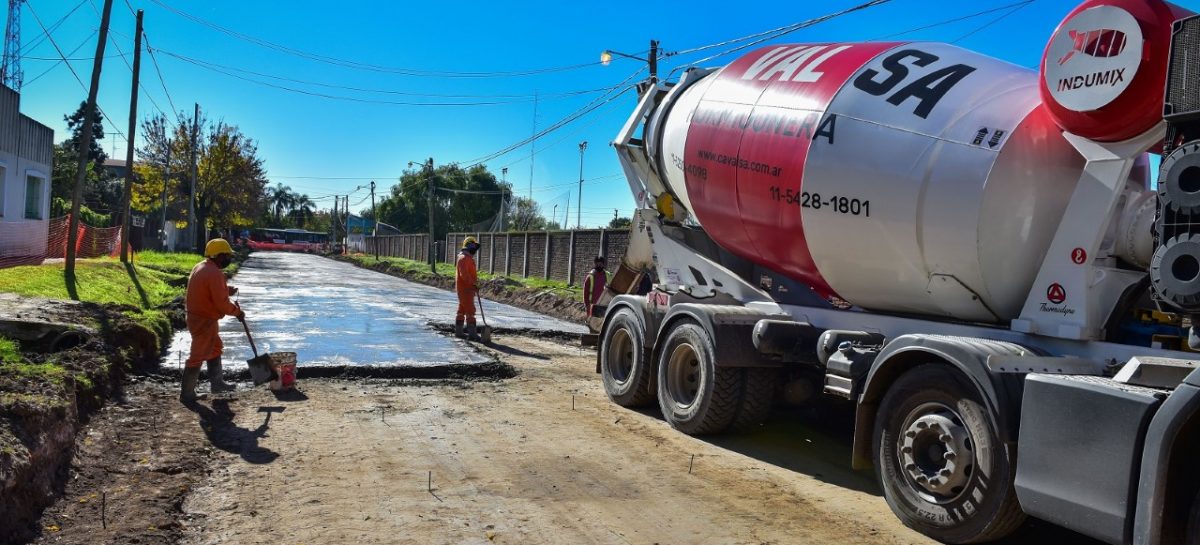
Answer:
689, 454, 695, 474
101, 491, 107, 529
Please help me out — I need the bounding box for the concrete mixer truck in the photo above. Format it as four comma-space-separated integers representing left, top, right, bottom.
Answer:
592, 0, 1200, 543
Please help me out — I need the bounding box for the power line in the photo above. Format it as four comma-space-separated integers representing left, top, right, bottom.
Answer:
670, 0, 893, 72
149, 0, 604, 78
25, 2, 127, 143
24, 29, 96, 86
951, 0, 1036, 43
143, 46, 614, 100
142, 35, 178, 114
462, 67, 644, 167
875, 0, 1036, 39
158, 50, 582, 107
18, 0, 88, 56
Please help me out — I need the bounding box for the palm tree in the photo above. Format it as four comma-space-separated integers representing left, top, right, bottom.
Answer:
294, 194, 315, 228
268, 183, 295, 226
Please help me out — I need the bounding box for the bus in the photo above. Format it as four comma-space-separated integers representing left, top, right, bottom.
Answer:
247, 228, 329, 253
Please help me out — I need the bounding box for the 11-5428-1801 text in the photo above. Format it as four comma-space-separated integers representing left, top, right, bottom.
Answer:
769, 186, 870, 217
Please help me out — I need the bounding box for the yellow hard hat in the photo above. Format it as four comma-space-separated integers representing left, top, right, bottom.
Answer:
204, 238, 234, 258
462, 236, 478, 249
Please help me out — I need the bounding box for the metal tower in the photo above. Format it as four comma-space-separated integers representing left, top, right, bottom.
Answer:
2, 0, 21, 91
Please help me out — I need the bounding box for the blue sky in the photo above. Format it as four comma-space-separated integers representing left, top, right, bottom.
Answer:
16, 0, 1200, 227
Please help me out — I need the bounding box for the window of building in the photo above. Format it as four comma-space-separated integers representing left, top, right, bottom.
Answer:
24, 174, 45, 220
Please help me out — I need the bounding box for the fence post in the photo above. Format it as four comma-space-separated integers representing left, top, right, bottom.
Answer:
489, 233, 496, 274
567, 230, 576, 286
523, 233, 530, 277
505, 233, 511, 276
544, 232, 551, 280
600, 228, 607, 258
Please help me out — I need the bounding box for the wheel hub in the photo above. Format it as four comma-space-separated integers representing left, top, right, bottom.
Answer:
899, 411, 972, 498
607, 329, 633, 383
666, 343, 701, 407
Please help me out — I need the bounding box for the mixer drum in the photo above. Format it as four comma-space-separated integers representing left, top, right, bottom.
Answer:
657, 42, 1085, 322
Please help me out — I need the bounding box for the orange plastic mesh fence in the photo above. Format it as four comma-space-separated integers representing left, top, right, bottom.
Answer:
0, 215, 122, 269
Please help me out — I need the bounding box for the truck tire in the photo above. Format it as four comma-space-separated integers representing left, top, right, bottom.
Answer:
656, 321, 743, 435
600, 309, 655, 407
1188, 489, 1200, 545
729, 368, 776, 432
872, 364, 1024, 544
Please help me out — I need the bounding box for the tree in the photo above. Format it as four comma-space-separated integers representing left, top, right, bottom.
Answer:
51, 103, 118, 215
293, 193, 315, 228
268, 183, 296, 225
508, 196, 548, 231
373, 161, 512, 238
608, 216, 632, 229
132, 112, 268, 246
64, 101, 107, 167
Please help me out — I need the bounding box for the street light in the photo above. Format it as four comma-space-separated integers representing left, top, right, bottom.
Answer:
552, 204, 558, 231
577, 141, 587, 229
600, 40, 659, 83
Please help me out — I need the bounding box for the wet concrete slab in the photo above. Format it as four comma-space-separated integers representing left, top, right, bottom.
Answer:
165, 252, 585, 371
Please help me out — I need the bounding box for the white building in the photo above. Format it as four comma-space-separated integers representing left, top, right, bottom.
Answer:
0, 84, 54, 262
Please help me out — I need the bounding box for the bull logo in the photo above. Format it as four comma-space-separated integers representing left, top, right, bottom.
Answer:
1057, 28, 1128, 65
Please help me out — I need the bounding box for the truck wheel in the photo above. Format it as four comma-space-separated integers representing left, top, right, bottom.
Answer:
1188, 489, 1200, 545
656, 321, 742, 435
873, 365, 1024, 544
730, 368, 776, 431
600, 309, 655, 407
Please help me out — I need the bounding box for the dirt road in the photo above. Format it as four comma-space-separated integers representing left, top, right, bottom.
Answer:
25, 331, 1103, 545
179, 335, 933, 545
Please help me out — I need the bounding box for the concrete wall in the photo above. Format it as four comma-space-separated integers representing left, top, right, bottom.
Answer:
374, 229, 631, 285
364, 234, 430, 262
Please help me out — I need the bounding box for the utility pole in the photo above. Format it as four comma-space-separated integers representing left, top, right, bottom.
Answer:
426, 158, 435, 273
188, 102, 199, 251
66, 0, 114, 286
158, 141, 170, 249
501, 167, 508, 231
577, 141, 587, 229
649, 39, 659, 84
529, 91, 537, 199
118, 9, 143, 263
565, 193, 570, 228
370, 180, 378, 260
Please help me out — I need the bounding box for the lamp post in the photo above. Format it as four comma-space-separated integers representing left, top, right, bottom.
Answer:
552, 204, 558, 230
577, 141, 587, 229
600, 40, 659, 84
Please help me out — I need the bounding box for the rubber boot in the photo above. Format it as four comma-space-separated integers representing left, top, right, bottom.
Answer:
455, 319, 466, 339
207, 358, 237, 393
180, 367, 202, 401
466, 322, 480, 342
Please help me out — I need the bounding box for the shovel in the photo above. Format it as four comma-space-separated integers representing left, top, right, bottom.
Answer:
475, 291, 493, 344
239, 315, 279, 385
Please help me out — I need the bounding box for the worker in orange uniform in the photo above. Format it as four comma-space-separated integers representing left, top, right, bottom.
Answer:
456, 236, 481, 340
181, 239, 244, 401
583, 255, 608, 319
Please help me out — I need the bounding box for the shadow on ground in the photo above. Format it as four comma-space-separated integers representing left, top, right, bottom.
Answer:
182, 398, 280, 464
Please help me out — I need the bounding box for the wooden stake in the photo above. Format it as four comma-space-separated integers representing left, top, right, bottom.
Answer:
688, 454, 695, 474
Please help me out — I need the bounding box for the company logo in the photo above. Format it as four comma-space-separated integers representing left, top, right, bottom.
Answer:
741, 45, 851, 83
1044, 6, 1143, 112
1047, 283, 1067, 304
1058, 29, 1128, 65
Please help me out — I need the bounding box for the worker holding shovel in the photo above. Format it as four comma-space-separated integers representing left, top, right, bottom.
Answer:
181, 239, 244, 401
455, 236, 481, 341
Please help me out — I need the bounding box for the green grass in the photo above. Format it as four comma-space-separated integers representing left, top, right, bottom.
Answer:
0, 260, 173, 308
0, 337, 22, 364
346, 253, 582, 301
0, 252, 205, 355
